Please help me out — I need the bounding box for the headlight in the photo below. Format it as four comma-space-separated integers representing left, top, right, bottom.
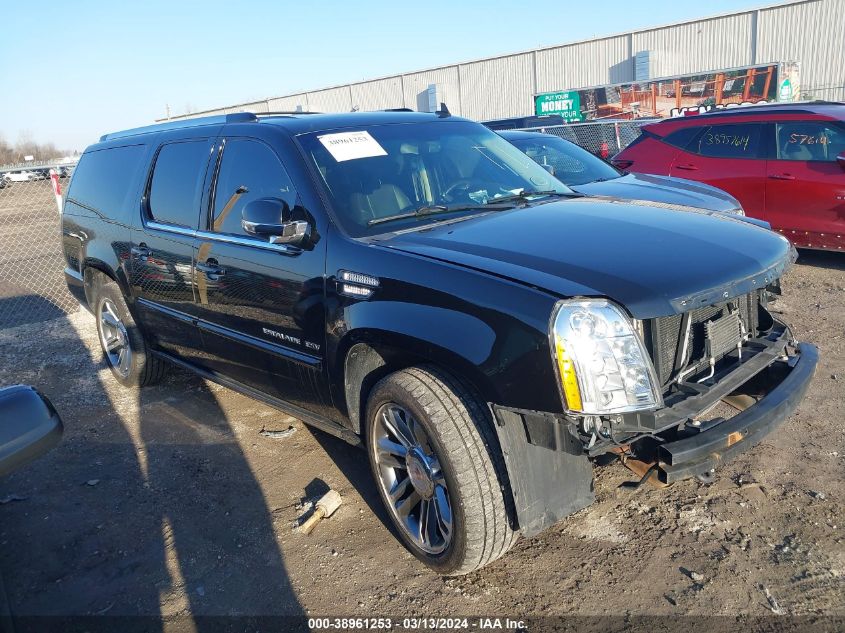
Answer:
550, 299, 662, 415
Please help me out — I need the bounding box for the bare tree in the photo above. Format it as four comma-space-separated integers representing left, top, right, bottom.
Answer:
0, 131, 76, 167
0, 134, 12, 165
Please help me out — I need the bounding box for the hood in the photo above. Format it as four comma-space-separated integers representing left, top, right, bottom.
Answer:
572, 172, 741, 213
375, 198, 794, 319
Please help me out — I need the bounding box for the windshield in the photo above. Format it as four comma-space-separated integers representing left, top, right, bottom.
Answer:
297, 121, 573, 236
507, 135, 622, 186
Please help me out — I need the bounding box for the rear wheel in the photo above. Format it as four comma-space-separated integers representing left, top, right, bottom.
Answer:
92, 276, 166, 387
365, 365, 516, 575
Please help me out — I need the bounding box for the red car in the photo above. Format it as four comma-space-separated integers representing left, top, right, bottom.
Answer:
613, 102, 845, 251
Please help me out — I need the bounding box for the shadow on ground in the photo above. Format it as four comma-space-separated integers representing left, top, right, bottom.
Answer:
0, 307, 307, 631
796, 248, 845, 271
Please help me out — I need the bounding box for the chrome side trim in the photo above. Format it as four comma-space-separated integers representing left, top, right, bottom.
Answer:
196, 229, 302, 255
144, 220, 301, 255
135, 297, 319, 367
197, 319, 321, 368
146, 220, 195, 238
136, 297, 196, 325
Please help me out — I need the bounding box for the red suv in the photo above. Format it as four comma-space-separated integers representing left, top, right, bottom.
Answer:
613, 102, 845, 251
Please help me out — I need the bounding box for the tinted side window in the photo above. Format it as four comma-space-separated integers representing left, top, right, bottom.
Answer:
511, 137, 620, 186
663, 126, 701, 150
148, 140, 211, 227
694, 124, 762, 159
774, 121, 845, 162
66, 144, 146, 215
210, 139, 296, 237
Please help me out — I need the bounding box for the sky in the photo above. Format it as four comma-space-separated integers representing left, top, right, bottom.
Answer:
1, 0, 770, 151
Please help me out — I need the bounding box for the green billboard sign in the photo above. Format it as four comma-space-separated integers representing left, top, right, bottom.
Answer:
534, 91, 583, 121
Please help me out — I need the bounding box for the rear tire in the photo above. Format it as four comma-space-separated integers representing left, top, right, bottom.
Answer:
92, 276, 166, 387
365, 365, 517, 575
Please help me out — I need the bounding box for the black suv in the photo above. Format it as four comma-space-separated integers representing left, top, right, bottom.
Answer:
62, 111, 817, 575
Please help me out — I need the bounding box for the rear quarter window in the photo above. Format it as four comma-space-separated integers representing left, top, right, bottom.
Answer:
148, 140, 212, 228
662, 126, 702, 149
65, 144, 147, 221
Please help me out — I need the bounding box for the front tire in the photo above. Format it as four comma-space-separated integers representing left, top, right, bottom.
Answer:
92, 276, 166, 387
365, 366, 517, 575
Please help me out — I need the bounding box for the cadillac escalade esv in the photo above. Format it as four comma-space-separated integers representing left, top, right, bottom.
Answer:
62, 111, 818, 575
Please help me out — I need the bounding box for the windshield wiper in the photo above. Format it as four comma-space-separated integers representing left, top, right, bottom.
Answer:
368, 204, 455, 226
486, 189, 580, 205
368, 190, 577, 226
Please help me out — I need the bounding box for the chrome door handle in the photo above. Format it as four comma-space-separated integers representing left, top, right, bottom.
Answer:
196, 260, 226, 280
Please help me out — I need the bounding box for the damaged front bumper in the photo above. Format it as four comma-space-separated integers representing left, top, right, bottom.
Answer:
491, 324, 818, 536
655, 341, 817, 483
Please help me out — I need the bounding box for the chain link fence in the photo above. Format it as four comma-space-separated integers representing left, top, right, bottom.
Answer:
514, 119, 654, 157
0, 163, 80, 329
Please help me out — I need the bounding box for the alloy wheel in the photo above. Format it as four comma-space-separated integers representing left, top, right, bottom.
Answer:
98, 298, 131, 378
372, 403, 454, 555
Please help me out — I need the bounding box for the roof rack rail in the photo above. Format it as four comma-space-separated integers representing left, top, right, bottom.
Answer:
99, 112, 257, 142
381, 108, 415, 112
257, 110, 321, 116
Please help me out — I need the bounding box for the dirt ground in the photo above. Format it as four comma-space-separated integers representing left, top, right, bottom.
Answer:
0, 250, 843, 629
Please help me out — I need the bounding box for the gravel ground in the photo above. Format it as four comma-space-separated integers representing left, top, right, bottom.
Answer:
0, 250, 843, 629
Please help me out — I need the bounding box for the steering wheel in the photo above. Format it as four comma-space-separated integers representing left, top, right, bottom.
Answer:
440, 179, 474, 202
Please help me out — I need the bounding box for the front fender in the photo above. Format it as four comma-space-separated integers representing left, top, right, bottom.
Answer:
346, 301, 497, 369
335, 325, 495, 434
325, 228, 566, 432
326, 282, 564, 435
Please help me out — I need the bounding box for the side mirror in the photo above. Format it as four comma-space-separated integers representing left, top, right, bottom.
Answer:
0, 385, 63, 477
837, 153, 845, 171
241, 197, 310, 246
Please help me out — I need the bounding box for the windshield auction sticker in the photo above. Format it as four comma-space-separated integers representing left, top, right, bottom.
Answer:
318, 131, 388, 162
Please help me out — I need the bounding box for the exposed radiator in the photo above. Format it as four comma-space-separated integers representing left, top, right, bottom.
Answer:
646, 292, 760, 386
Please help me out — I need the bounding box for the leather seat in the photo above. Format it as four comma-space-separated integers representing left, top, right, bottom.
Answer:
350, 184, 411, 223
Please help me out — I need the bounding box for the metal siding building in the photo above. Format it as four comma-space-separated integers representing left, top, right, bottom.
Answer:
459, 53, 535, 121
757, 0, 845, 99
166, 0, 844, 122
351, 77, 405, 112
402, 66, 463, 115
534, 36, 632, 92
629, 13, 755, 78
